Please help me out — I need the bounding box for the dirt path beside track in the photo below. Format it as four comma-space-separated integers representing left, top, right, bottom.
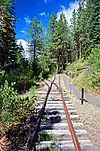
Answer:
61, 74, 100, 151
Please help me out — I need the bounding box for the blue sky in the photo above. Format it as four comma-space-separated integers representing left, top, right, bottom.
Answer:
16, 0, 79, 55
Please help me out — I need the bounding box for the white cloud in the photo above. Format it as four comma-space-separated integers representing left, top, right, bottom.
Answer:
17, 39, 29, 58
39, 12, 46, 16
20, 30, 27, 34
57, 1, 79, 25
39, 12, 49, 17
24, 16, 31, 24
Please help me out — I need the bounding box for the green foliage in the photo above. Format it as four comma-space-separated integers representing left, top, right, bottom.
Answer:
29, 85, 37, 94
66, 59, 92, 91
88, 45, 100, 71
43, 13, 57, 76
0, 80, 20, 122
86, 0, 100, 47
70, 0, 100, 60
70, 9, 78, 61
0, 0, 11, 5
0, 0, 18, 68
41, 56, 50, 78
75, 2, 89, 58
29, 17, 43, 42
49, 13, 56, 35
66, 59, 89, 77
40, 54, 57, 78
28, 17, 44, 78
66, 46, 100, 93
14, 96, 36, 122
29, 17, 43, 60
66, 0, 100, 93
0, 80, 36, 122
40, 133, 57, 141
39, 133, 57, 151
88, 45, 100, 86
52, 12, 71, 71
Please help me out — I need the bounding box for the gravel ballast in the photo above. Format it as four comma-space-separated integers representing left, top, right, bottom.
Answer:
61, 74, 100, 151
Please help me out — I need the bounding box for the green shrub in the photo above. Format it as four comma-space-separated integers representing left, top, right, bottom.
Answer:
0, 80, 20, 122
14, 96, 36, 122
89, 45, 100, 71
0, 80, 36, 123
88, 45, 100, 86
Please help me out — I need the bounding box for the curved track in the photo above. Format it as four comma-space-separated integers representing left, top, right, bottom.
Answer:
26, 75, 93, 151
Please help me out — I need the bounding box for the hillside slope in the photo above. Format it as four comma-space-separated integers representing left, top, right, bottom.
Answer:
66, 54, 100, 95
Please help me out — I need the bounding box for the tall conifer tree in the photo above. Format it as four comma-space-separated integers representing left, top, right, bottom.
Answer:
0, 0, 18, 68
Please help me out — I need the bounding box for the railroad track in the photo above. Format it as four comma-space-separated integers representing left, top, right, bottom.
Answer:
26, 75, 93, 151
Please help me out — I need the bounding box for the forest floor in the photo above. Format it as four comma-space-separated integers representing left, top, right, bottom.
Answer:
61, 74, 100, 151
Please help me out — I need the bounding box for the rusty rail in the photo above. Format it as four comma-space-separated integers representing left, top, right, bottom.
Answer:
44, 77, 82, 151
58, 75, 82, 151
26, 78, 55, 151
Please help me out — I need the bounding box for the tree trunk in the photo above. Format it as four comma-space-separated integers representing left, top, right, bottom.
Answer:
33, 41, 36, 76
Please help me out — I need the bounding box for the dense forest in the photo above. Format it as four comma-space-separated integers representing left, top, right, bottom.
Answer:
0, 0, 100, 78
0, 0, 100, 149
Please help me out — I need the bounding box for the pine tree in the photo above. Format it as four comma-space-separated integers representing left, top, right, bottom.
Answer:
45, 13, 57, 67
29, 17, 43, 76
0, 0, 18, 68
74, 0, 100, 59
45, 13, 56, 58
29, 17, 43, 59
86, 0, 100, 47
75, 1, 89, 58
52, 13, 71, 71
49, 13, 56, 39
70, 9, 78, 61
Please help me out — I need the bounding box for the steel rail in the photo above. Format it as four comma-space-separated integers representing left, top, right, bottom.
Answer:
26, 77, 55, 151
44, 77, 82, 150
58, 75, 82, 151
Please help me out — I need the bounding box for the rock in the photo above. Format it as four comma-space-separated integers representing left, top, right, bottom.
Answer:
67, 71, 74, 78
